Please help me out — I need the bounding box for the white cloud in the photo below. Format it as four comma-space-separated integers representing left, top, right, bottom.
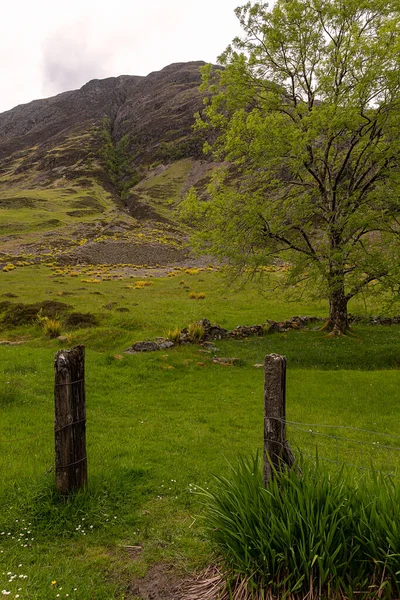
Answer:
0, 0, 243, 113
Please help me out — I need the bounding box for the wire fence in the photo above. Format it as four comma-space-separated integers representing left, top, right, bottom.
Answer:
280, 417, 400, 478
2, 417, 400, 486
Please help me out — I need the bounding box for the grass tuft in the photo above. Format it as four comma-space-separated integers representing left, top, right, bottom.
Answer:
165, 327, 182, 344
42, 318, 62, 338
202, 454, 400, 599
187, 321, 205, 342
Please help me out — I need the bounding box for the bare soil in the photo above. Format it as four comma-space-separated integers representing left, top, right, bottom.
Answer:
129, 564, 195, 600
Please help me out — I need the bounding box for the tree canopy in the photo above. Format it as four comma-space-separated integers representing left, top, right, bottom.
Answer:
182, 0, 400, 333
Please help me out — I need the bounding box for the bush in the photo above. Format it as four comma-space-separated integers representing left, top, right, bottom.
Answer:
134, 281, 153, 289
202, 454, 400, 599
165, 328, 182, 344
42, 318, 62, 338
187, 322, 205, 342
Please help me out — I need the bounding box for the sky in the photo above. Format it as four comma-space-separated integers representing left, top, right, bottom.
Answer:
0, 0, 245, 114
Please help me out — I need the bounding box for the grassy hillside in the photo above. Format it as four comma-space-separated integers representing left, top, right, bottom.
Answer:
0, 264, 399, 599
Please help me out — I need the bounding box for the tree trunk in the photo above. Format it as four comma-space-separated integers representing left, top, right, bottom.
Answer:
326, 281, 349, 335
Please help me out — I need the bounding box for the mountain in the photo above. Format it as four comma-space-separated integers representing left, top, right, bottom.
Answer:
0, 62, 218, 266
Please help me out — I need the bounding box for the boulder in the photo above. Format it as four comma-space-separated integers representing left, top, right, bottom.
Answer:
125, 341, 160, 353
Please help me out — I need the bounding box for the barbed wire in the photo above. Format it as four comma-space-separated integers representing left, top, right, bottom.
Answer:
297, 451, 400, 478
262, 435, 400, 478
0, 430, 52, 444
0, 418, 86, 444
264, 417, 400, 477
285, 421, 400, 452
284, 419, 400, 441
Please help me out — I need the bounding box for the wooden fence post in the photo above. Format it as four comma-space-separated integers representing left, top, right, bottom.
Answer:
264, 353, 290, 485
54, 345, 87, 495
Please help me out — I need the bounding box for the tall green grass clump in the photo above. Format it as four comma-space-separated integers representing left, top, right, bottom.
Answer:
202, 455, 400, 599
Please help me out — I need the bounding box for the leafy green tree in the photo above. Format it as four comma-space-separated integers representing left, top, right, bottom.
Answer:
98, 118, 139, 201
184, 0, 400, 333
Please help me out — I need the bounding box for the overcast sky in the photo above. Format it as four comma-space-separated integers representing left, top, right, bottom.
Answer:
0, 0, 245, 114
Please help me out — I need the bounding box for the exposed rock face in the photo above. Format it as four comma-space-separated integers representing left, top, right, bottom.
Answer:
0, 62, 207, 170
0, 62, 217, 261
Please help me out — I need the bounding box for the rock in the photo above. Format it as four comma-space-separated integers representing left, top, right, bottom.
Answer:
201, 342, 219, 352
227, 324, 264, 338
57, 335, 69, 342
125, 341, 160, 353
212, 357, 240, 366
158, 340, 174, 350
196, 318, 227, 340
253, 363, 264, 368
0, 340, 23, 345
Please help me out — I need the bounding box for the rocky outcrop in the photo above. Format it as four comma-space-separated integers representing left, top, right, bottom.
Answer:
0, 62, 207, 169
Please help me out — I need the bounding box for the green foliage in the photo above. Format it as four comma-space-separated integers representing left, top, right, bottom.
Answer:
98, 118, 139, 200
187, 321, 205, 342
165, 327, 182, 344
42, 318, 62, 338
188, 0, 400, 332
203, 454, 400, 599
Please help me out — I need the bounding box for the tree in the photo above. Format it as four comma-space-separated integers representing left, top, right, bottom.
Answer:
98, 118, 139, 201
183, 0, 400, 334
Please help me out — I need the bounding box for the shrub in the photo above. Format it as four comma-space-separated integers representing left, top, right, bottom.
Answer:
188, 291, 197, 299
185, 268, 201, 275
202, 454, 400, 600
261, 322, 272, 335
197, 292, 206, 300
42, 318, 62, 338
187, 322, 205, 342
165, 328, 182, 344
135, 281, 153, 289
3, 263, 16, 272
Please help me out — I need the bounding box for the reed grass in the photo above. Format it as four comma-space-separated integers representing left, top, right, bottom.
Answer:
201, 454, 400, 599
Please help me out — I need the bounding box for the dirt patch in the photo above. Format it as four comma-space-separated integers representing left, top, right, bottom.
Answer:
59, 240, 189, 266
129, 564, 195, 600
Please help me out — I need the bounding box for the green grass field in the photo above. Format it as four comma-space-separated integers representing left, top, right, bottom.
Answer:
0, 265, 399, 599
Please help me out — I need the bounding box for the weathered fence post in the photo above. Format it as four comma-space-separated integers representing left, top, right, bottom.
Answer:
264, 353, 291, 485
54, 345, 87, 495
